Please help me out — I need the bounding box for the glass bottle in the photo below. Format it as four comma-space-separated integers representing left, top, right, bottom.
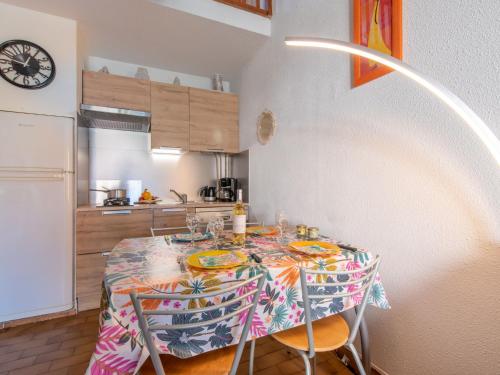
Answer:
232, 189, 246, 246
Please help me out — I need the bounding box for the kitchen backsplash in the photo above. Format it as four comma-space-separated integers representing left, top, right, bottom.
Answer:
86, 128, 221, 204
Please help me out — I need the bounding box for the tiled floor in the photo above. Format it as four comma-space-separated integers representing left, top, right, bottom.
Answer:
0, 310, 354, 375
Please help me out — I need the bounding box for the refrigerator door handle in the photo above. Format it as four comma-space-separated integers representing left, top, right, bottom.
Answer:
0, 167, 73, 181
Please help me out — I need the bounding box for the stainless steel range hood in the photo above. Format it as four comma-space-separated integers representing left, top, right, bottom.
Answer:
79, 104, 151, 132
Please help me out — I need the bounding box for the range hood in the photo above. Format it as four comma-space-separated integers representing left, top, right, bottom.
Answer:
79, 104, 151, 132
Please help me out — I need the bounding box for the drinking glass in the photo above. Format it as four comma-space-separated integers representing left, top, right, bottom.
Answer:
214, 216, 225, 248
186, 213, 200, 247
208, 216, 224, 248
275, 210, 289, 244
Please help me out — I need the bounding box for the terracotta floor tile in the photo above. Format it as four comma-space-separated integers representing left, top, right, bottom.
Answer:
20, 343, 61, 359
49, 351, 93, 371
0, 355, 36, 373
34, 348, 75, 364
8, 362, 51, 375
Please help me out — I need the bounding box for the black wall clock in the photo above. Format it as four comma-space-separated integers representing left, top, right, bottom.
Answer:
0, 40, 56, 89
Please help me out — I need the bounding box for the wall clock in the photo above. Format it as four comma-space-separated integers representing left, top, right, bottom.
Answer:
0, 40, 56, 89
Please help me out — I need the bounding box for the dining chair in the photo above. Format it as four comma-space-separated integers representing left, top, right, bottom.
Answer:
222, 219, 265, 230
271, 256, 381, 375
150, 226, 191, 237
130, 272, 267, 375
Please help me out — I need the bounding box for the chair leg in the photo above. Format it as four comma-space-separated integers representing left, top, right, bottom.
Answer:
249, 339, 256, 375
312, 355, 317, 375
295, 350, 312, 375
346, 343, 366, 375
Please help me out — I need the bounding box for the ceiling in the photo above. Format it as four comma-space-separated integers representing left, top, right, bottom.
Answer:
1, 0, 269, 82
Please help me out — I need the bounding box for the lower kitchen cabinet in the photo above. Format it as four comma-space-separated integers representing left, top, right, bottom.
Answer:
153, 207, 193, 235
76, 208, 153, 255
76, 208, 153, 311
76, 253, 107, 311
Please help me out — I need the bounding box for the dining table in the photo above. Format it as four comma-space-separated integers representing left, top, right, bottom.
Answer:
85, 230, 390, 375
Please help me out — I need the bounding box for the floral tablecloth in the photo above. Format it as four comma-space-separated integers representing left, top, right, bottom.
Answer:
86, 232, 389, 375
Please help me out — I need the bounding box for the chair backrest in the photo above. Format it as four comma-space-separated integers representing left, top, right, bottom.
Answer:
299, 256, 381, 357
223, 220, 265, 230
150, 226, 190, 237
130, 272, 266, 375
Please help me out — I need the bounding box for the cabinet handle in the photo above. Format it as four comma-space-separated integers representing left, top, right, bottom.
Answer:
162, 208, 186, 213
102, 210, 132, 215
101, 252, 111, 256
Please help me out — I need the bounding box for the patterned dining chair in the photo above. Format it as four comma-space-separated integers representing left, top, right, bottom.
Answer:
130, 272, 267, 375
271, 256, 381, 375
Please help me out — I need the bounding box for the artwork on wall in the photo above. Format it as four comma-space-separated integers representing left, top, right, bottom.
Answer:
353, 0, 402, 87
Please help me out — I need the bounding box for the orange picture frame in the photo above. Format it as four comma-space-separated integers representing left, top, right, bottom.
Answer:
353, 0, 403, 87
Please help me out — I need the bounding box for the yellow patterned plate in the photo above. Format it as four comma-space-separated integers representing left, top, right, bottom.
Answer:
186, 250, 247, 269
288, 241, 340, 256
246, 226, 279, 236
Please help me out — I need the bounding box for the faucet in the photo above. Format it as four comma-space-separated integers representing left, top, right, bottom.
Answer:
170, 189, 188, 204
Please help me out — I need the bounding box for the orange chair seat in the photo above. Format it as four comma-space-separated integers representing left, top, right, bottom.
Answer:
271, 315, 349, 352
139, 345, 237, 375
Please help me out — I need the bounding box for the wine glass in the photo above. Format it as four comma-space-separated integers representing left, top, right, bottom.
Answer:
186, 213, 200, 247
208, 216, 225, 249
275, 210, 289, 244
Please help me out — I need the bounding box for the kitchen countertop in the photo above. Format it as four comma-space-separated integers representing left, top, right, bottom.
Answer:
76, 201, 247, 212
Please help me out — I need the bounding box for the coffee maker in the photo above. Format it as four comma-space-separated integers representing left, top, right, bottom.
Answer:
217, 178, 238, 202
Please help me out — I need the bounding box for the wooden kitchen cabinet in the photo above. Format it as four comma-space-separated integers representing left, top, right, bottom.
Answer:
189, 88, 239, 153
82, 71, 151, 112
76, 209, 153, 255
150, 83, 189, 150
76, 253, 107, 311
153, 207, 194, 235
76, 208, 153, 311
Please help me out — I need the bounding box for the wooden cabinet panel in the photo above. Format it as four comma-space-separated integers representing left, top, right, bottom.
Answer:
82, 71, 151, 112
151, 83, 189, 150
76, 253, 107, 311
189, 88, 239, 153
76, 209, 153, 255
153, 207, 190, 235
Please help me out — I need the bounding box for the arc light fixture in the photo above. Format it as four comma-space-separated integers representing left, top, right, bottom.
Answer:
285, 37, 500, 167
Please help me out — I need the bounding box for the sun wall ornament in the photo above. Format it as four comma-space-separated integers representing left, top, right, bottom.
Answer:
353, 0, 403, 87
256, 110, 276, 145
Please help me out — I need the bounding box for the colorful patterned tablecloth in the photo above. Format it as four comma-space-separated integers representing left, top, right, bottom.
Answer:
86, 232, 389, 375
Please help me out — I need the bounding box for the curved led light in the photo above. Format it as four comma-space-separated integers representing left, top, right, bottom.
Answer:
285, 36, 500, 166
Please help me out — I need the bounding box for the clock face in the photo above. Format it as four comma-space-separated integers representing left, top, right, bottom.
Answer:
0, 40, 56, 89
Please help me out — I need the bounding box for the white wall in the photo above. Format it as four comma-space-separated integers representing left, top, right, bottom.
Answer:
238, 1, 500, 374
85, 56, 231, 92
0, 2, 77, 117
88, 129, 217, 205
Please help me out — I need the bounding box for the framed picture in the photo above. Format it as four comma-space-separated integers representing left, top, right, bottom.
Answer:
353, 0, 403, 87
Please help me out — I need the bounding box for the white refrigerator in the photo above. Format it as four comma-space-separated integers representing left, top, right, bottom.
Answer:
0, 111, 74, 323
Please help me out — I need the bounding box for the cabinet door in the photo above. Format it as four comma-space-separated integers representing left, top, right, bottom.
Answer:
76, 253, 107, 311
82, 71, 151, 112
151, 83, 189, 150
153, 207, 191, 235
189, 88, 239, 153
76, 209, 153, 255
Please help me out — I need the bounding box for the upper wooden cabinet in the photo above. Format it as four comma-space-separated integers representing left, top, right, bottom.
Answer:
189, 88, 239, 153
150, 83, 189, 150
82, 71, 151, 112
